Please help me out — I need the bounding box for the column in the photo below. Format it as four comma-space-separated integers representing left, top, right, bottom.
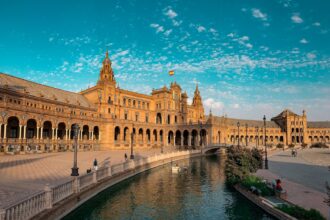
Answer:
55, 128, 58, 140
19, 125, 22, 139
197, 134, 200, 146
206, 135, 209, 146
69, 129, 71, 140
23, 126, 26, 139
65, 129, 68, 140
188, 134, 191, 147
181, 134, 183, 147
99, 131, 101, 141
52, 128, 55, 140
4, 124, 7, 139
0, 124, 2, 139
40, 127, 43, 139
91, 131, 94, 141
36, 127, 39, 139
173, 135, 176, 147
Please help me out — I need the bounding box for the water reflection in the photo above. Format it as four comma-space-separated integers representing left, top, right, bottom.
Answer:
63, 155, 274, 220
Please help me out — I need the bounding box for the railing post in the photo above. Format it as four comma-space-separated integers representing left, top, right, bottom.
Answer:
73, 177, 80, 193
93, 171, 97, 183
0, 209, 5, 220
107, 164, 112, 177
44, 184, 53, 209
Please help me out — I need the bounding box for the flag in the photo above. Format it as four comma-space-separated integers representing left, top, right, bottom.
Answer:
169, 70, 174, 76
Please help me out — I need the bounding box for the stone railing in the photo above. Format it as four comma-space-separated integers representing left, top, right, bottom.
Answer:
0, 150, 200, 220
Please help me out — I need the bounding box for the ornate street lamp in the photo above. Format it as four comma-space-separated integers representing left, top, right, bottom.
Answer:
130, 124, 135, 159
71, 124, 80, 176
237, 122, 240, 147
245, 123, 248, 146
263, 115, 268, 170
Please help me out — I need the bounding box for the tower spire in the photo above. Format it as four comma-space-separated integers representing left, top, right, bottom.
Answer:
98, 50, 116, 85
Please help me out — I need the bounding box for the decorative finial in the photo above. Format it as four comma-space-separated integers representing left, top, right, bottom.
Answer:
106, 49, 109, 58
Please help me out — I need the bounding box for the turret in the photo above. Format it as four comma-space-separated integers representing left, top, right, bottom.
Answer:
98, 50, 116, 85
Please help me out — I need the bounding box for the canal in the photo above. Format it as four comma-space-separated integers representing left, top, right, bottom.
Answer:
63, 155, 274, 220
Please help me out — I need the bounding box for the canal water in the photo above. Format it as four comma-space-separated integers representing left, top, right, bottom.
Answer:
63, 155, 274, 220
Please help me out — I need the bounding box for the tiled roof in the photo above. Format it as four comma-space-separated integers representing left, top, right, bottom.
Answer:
307, 121, 330, 128
210, 116, 280, 128
0, 73, 95, 109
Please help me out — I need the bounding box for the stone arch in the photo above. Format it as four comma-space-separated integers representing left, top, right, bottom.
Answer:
82, 125, 89, 140
124, 127, 129, 142
168, 130, 174, 145
93, 126, 99, 140
200, 129, 207, 146
183, 130, 189, 146
138, 128, 143, 143
146, 129, 151, 143
159, 130, 164, 143
156, 113, 162, 124
43, 121, 52, 139
58, 122, 66, 139
26, 118, 37, 139
167, 115, 171, 124
7, 116, 20, 138
175, 130, 181, 146
114, 126, 120, 142
153, 129, 157, 142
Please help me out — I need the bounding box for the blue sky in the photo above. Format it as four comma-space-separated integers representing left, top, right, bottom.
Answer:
0, 0, 329, 120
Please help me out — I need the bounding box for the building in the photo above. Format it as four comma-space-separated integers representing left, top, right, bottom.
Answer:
0, 51, 329, 154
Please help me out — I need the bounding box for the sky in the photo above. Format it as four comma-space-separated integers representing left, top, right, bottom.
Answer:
0, 0, 329, 121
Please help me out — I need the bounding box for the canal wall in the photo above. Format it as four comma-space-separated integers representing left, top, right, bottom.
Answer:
0, 150, 201, 220
234, 185, 297, 220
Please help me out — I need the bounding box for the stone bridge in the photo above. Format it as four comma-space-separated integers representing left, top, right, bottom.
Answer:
201, 144, 228, 154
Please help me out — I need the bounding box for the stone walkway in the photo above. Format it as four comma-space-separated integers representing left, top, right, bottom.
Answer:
256, 148, 330, 219
0, 147, 175, 208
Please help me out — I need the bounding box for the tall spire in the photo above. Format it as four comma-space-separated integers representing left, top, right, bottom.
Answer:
98, 50, 115, 85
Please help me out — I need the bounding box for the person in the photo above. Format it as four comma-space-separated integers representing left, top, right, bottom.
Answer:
294, 149, 298, 157
291, 149, 294, 157
93, 158, 98, 171
275, 179, 283, 191
124, 153, 128, 161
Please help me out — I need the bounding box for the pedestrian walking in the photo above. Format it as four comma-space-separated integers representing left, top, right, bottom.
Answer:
93, 158, 98, 171
125, 153, 128, 161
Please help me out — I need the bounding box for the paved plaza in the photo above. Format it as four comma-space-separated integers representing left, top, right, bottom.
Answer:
0, 147, 175, 208
257, 148, 330, 218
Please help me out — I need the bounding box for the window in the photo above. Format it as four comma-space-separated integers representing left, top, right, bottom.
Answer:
123, 98, 126, 106
146, 115, 149, 123
133, 100, 136, 107
125, 113, 128, 120
135, 114, 138, 122
147, 103, 149, 109
108, 108, 111, 114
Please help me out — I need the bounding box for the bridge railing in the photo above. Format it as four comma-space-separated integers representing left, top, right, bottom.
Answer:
0, 150, 200, 220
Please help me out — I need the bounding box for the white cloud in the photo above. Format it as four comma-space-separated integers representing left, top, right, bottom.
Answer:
307, 52, 316, 60
49, 37, 54, 42
313, 22, 321, 27
150, 23, 164, 33
300, 38, 308, 44
203, 98, 224, 111
197, 26, 206, 32
232, 103, 240, 109
291, 14, 303, 23
164, 29, 172, 36
251, 8, 268, 21
164, 9, 177, 19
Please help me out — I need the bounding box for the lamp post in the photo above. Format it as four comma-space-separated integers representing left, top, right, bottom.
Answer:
256, 126, 259, 147
263, 115, 268, 170
130, 124, 135, 159
237, 122, 240, 147
71, 124, 80, 176
245, 123, 248, 147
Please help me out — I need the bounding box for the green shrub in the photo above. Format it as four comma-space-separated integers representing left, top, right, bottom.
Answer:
276, 143, 284, 149
225, 146, 263, 187
301, 143, 308, 149
277, 204, 325, 220
310, 142, 329, 148
288, 143, 295, 148
241, 175, 274, 196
